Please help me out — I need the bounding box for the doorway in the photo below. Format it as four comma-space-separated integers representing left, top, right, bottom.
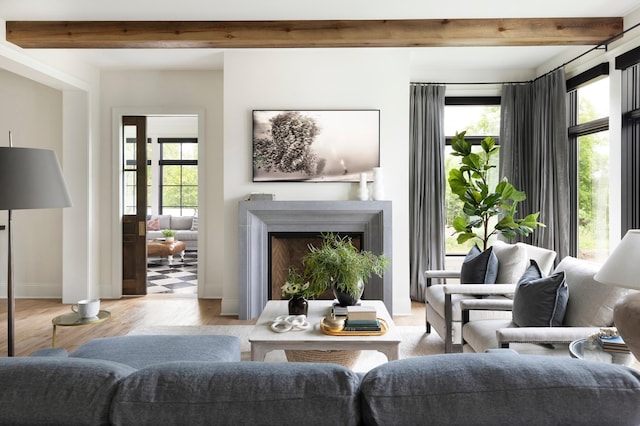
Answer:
119, 113, 201, 297
145, 116, 199, 295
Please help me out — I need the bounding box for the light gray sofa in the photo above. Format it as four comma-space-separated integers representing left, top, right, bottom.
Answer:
1, 336, 639, 425
147, 214, 197, 250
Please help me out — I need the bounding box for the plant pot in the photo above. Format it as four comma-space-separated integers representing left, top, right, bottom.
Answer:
288, 295, 308, 315
166, 236, 175, 242
332, 280, 364, 306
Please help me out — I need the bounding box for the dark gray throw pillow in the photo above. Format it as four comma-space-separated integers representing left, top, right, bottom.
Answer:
513, 260, 568, 327
460, 245, 498, 284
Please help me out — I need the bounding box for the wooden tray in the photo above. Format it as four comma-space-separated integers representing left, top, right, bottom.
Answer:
320, 317, 388, 336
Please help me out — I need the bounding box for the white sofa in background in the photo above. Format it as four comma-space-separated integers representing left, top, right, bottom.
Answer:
147, 214, 198, 250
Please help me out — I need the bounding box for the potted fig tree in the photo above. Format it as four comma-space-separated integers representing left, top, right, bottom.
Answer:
448, 131, 544, 250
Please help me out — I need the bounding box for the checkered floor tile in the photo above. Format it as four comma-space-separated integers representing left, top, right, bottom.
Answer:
147, 251, 197, 294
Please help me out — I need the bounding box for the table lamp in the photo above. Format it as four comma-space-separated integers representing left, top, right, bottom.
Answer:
0, 134, 72, 356
594, 229, 640, 360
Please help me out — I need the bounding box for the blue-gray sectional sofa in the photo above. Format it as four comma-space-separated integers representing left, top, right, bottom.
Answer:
1, 335, 639, 425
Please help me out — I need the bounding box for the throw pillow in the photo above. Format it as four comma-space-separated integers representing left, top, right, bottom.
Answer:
147, 217, 160, 231
491, 240, 528, 283
512, 260, 569, 327
460, 245, 498, 284
191, 216, 199, 231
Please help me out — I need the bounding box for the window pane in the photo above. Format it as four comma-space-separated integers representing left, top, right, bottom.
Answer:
578, 77, 609, 124
182, 185, 198, 207
162, 186, 181, 207
162, 143, 181, 160
444, 106, 500, 136
182, 143, 198, 160
578, 131, 609, 262
181, 165, 198, 185
162, 165, 182, 185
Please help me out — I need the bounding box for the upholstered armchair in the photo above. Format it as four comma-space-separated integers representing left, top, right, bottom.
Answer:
461, 256, 630, 355
424, 241, 556, 352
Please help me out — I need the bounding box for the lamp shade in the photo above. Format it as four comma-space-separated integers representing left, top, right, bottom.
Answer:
594, 229, 640, 290
0, 147, 71, 210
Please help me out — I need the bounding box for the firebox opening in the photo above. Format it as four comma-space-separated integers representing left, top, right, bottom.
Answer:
268, 232, 363, 301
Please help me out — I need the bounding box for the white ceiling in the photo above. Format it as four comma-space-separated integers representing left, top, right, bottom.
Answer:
1, 0, 639, 74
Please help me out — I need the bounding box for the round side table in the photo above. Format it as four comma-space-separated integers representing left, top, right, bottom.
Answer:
51, 310, 111, 347
569, 338, 636, 366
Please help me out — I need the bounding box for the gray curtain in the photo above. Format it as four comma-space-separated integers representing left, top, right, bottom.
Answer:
499, 68, 570, 261
409, 84, 446, 301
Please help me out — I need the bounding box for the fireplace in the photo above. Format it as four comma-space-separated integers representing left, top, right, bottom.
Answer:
269, 232, 362, 301
238, 200, 392, 319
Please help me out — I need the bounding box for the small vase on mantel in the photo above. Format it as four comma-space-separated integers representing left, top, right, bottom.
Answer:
372, 167, 384, 200
358, 172, 369, 201
288, 295, 308, 316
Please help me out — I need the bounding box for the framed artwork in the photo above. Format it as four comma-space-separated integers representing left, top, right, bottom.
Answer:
252, 109, 380, 182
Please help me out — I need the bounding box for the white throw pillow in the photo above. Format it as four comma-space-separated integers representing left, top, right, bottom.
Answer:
491, 240, 528, 284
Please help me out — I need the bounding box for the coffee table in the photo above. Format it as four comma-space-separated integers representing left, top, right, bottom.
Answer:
147, 240, 186, 265
249, 300, 401, 362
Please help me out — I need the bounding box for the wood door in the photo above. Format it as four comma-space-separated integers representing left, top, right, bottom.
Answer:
122, 116, 148, 295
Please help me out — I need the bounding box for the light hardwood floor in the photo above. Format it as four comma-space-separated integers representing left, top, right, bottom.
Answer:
0, 296, 425, 357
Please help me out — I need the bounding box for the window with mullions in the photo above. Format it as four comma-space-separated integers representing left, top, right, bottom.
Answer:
567, 65, 610, 263
616, 47, 640, 234
444, 98, 501, 255
159, 138, 198, 216
123, 136, 152, 215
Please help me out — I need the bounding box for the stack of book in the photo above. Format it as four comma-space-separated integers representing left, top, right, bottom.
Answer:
598, 334, 630, 354
331, 304, 349, 317
343, 305, 381, 332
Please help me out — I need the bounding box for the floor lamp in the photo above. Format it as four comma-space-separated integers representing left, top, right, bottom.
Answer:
0, 134, 71, 356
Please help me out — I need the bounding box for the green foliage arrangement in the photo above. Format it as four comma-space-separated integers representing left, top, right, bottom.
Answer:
161, 229, 176, 237
302, 233, 389, 299
448, 131, 544, 250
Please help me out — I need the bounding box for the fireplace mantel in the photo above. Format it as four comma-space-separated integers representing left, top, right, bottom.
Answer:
238, 200, 392, 320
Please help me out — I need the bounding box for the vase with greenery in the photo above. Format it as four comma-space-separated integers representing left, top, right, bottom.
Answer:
161, 229, 176, 242
281, 267, 314, 315
448, 131, 544, 250
302, 233, 389, 306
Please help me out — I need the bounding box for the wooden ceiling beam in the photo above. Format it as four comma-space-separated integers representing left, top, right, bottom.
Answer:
5, 18, 623, 49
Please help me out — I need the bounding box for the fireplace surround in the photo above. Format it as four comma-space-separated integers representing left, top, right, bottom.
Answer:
238, 200, 392, 320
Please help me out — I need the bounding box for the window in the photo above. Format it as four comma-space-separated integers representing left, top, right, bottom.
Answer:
123, 135, 151, 215
158, 138, 198, 216
616, 47, 640, 234
567, 65, 610, 262
444, 98, 501, 255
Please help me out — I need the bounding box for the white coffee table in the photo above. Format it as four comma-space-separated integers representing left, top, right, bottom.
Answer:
249, 300, 401, 362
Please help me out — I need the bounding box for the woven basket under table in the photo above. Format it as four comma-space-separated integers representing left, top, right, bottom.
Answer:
284, 350, 361, 369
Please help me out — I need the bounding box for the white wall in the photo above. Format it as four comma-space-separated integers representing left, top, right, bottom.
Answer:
99, 70, 224, 298
222, 49, 412, 316
0, 68, 64, 297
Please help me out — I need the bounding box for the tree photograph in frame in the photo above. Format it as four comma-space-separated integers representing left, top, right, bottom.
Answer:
252, 110, 380, 182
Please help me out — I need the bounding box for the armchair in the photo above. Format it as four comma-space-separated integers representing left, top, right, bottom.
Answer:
461, 256, 630, 355
425, 241, 556, 352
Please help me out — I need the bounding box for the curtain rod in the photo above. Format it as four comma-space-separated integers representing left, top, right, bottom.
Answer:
411, 20, 640, 86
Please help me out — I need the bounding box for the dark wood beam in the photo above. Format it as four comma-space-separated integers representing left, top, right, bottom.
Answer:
5, 18, 623, 49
